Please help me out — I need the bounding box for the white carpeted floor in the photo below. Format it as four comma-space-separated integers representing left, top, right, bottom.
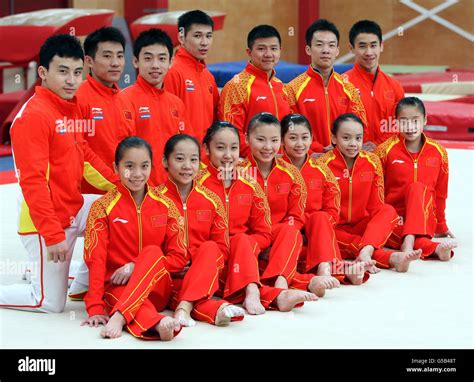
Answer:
0, 148, 472, 349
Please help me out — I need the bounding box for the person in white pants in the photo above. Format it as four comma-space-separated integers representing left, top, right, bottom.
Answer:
1, 195, 99, 313
0, 34, 117, 313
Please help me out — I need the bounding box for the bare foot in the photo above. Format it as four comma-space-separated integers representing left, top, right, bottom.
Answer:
389, 249, 422, 272
174, 301, 196, 327
156, 316, 181, 341
308, 275, 340, 297
243, 283, 265, 315
401, 234, 415, 252
357, 245, 375, 261
274, 275, 288, 289
435, 240, 457, 261
100, 311, 126, 339
276, 290, 318, 312
215, 304, 245, 326
356, 246, 380, 274
345, 260, 374, 285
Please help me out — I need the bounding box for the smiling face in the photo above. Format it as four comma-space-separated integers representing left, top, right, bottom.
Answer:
163, 139, 200, 188
179, 23, 213, 61
247, 36, 281, 74
306, 30, 339, 71
331, 120, 364, 160
398, 105, 426, 143
114, 147, 151, 193
86, 41, 124, 87
351, 32, 383, 73
38, 55, 83, 100
247, 123, 281, 165
205, 128, 240, 173
134, 43, 171, 88
282, 123, 312, 162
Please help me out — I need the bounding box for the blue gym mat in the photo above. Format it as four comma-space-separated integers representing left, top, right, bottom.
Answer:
208, 61, 353, 87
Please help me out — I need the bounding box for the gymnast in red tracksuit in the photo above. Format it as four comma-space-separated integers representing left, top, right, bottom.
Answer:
237, 112, 326, 294
319, 113, 422, 274
281, 113, 372, 286
82, 137, 181, 340
375, 97, 457, 260
158, 134, 245, 327
199, 121, 318, 314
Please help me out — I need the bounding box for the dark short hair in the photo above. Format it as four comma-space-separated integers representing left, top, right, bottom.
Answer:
133, 28, 173, 59
349, 20, 383, 46
178, 10, 214, 36
281, 113, 312, 138
247, 24, 281, 49
306, 19, 339, 46
84, 27, 125, 58
395, 97, 426, 118
203, 121, 240, 146
115, 136, 153, 165
331, 113, 364, 136
163, 134, 201, 161
39, 34, 84, 69
247, 112, 281, 135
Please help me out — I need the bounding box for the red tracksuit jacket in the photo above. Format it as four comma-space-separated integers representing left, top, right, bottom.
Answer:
319, 148, 385, 225
76, 75, 134, 169
344, 64, 405, 144
11, 86, 117, 246
157, 178, 229, 259
197, 162, 272, 251
119, 75, 192, 185
163, 48, 219, 143
238, 155, 307, 230
218, 62, 291, 157
375, 134, 449, 233
84, 182, 186, 317
282, 153, 340, 226
285, 67, 368, 152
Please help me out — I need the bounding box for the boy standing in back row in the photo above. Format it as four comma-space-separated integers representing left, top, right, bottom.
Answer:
285, 19, 367, 153
164, 10, 219, 144
344, 20, 405, 146
119, 28, 191, 185
219, 25, 290, 157
75, 27, 133, 193
0, 35, 116, 313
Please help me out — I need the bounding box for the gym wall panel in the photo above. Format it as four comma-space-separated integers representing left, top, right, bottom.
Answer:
319, 0, 474, 67
168, 0, 299, 64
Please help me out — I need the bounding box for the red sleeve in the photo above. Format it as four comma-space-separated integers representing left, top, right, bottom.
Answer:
84, 199, 109, 317
218, 80, 250, 157
247, 185, 272, 250
310, 141, 325, 153
82, 137, 119, 190
435, 150, 449, 233
11, 114, 65, 246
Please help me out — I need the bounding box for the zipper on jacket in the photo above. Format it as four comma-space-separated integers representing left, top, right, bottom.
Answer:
269, 81, 279, 118
133, 195, 147, 252
324, 86, 331, 146
182, 201, 189, 251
